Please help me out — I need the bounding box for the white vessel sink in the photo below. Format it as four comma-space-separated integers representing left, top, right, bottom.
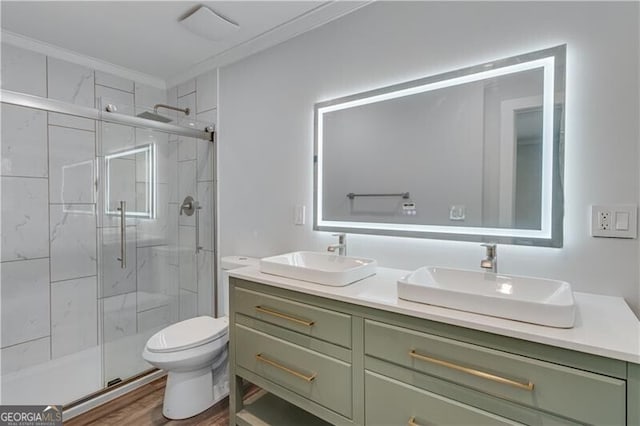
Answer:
397, 266, 575, 328
260, 251, 377, 286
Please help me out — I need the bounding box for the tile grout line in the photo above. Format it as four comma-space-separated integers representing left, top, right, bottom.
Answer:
95, 83, 134, 96
136, 304, 170, 315
51, 274, 98, 285
46, 53, 53, 361
177, 82, 183, 321
177, 91, 196, 99
0, 256, 50, 264
197, 106, 217, 115
1, 335, 51, 351
47, 123, 95, 133
0, 175, 49, 180
48, 202, 97, 206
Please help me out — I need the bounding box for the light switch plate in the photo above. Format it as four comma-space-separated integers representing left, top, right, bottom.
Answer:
294, 205, 305, 225
591, 204, 637, 238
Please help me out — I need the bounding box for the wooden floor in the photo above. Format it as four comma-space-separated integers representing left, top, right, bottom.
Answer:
67, 377, 258, 426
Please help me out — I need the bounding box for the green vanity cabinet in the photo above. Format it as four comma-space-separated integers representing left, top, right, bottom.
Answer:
234, 286, 352, 348
365, 320, 626, 425
365, 371, 523, 426
235, 323, 353, 418
229, 277, 637, 426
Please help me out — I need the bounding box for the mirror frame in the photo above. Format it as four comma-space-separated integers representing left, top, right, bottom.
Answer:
104, 143, 157, 219
313, 45, 565, 247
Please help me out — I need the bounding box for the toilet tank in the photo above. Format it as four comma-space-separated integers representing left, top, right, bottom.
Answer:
219, 256, 258, 317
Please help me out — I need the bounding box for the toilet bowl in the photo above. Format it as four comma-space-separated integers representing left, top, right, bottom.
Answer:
142, 255, 258, 420
142, 316, 228, 419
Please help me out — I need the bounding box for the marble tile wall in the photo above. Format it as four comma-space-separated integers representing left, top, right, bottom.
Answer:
194, 71, 217, 318
1, 259, 50, 348
1, 104, 48, 178
1, 177, 49, 262
51, 276, 98, 359
172, 69, 218, 318
1, 45, 102, 378
1, 44, 47, 96
1, 44, 217, 385
49, 204, 97, 282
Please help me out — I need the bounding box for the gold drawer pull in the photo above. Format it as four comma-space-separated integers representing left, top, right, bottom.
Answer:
255, 353, 317, 382
409, 350, 534, 391
255, 305, 315, 327
408, 416, 422, 426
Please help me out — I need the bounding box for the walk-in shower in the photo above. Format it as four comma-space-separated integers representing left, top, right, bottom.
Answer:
0, 85, 216, 413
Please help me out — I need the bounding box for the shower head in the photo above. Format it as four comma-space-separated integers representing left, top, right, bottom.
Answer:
136, 111, 173, 123
136, 104, 190, 123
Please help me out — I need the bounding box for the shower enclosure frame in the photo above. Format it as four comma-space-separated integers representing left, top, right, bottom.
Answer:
0, 88, 219, 415
0, 90, 214, 141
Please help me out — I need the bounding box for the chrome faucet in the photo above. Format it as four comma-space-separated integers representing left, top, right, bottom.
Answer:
327, 233, 347, 256
480, 243, 497, 273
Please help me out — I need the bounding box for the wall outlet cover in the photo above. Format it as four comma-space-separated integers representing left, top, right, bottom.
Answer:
590, 204, 637, 238
402, 202, 417, 216
449, 205, 466, 221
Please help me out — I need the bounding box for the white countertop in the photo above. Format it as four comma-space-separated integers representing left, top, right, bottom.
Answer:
230, 266, 640, 364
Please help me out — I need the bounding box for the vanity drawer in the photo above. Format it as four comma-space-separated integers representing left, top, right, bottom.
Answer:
234, 287, 352, 348
365, 320, 626, 425
235, 323, 352, 418
366, 370, 521, 425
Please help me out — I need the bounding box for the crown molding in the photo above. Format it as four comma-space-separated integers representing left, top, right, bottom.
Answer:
166, 0, 373, 88
1, 30, 166, 89
2, 1, 373, 90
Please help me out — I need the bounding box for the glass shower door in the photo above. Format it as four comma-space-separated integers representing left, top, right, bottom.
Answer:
97, 104, 215, 387
0, 91, 214, 407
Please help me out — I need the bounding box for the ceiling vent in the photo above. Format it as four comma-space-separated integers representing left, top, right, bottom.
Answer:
179, 5, 240, 41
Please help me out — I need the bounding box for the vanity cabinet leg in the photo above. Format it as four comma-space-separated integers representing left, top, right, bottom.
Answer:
229, 374, 244, 425
229, 279, 243, 425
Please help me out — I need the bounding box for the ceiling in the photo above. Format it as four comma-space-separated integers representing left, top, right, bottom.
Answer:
1, 1, 362, 84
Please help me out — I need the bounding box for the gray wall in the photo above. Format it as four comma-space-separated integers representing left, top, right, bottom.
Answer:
217, 2, 640, 314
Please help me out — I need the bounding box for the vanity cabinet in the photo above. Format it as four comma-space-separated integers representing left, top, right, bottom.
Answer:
229, 278, 638, 426
365, 371, 521, 426
365, 320, 625, 425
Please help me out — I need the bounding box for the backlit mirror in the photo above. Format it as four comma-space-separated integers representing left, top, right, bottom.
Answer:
314, 45, 565, 246
105, 143, 156, 219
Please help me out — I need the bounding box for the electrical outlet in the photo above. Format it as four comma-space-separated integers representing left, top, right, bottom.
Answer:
591, 205, 637, 238
402, 202, 417, 216
449, 205, 466, 221
598, 211, 610, 231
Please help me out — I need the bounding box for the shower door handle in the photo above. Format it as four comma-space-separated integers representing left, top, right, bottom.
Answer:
195, 201, 203, 254
116, 201, 126, 269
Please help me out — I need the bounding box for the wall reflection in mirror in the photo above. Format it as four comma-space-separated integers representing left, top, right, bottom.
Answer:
104, 143, 156, 219
315, 45, 565, 246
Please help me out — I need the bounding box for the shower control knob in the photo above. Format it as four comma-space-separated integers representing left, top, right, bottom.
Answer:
105, 104, 117, 113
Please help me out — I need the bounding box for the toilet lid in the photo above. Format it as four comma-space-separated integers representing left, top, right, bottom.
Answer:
146, 316, 228, 353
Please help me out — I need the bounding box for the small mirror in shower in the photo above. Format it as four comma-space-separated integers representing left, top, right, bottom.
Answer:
104, 143, 156, 219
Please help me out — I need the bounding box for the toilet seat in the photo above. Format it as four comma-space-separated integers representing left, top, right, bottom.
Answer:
146, 316, 228, 353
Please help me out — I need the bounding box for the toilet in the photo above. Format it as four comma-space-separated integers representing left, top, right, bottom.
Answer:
142, 255, 258, 419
